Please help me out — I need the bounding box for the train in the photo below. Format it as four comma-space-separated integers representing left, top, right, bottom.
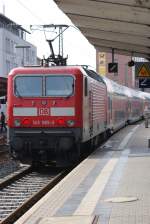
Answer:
7, 65, 150, 166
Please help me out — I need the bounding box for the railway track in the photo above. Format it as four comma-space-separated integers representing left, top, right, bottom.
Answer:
0, 165, 67, 224
0, 146, 8, 157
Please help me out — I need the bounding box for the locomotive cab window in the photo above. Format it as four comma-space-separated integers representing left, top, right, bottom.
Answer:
14, 76, 43, 97
45, 76, 74, 97
14, 75, 74, 97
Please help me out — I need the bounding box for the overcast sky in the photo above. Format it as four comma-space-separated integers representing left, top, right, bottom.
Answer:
0, 0, 96, 68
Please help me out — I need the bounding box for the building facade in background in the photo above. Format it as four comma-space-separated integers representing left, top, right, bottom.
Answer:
0, 13, 37, 114
0, 13, 37, 78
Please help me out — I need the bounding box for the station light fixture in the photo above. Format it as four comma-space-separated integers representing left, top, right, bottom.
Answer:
128, 60, 135, 67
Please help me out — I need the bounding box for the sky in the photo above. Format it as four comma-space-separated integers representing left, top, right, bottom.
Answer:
0, 0, 96, 68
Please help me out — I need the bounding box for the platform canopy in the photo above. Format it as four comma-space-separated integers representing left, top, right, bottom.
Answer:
54, 0, 150, 60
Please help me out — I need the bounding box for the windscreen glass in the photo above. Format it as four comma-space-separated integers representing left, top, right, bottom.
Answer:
14, 76, 43, 97
14, 75, 74, 97
45, 76, 74, 96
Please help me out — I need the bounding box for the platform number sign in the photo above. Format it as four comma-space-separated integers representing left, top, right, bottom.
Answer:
108, 63, 118, 73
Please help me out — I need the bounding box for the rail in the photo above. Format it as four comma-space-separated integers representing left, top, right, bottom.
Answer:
0, 166, 68, 224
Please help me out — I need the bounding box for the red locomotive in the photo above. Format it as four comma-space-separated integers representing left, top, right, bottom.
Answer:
7, 66, 108, 166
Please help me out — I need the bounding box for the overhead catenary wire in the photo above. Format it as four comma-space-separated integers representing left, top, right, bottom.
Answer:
15, 0, 46, 24
1, 0, 95, 66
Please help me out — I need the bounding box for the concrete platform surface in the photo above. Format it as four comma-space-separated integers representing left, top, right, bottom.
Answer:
15, 122, 150, 224
36, 216, 97, 224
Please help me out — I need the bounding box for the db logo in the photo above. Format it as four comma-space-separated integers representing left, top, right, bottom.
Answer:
38, 108, 49, 116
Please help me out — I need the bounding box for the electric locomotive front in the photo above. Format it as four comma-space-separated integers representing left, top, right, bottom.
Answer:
7, 66, 83, 166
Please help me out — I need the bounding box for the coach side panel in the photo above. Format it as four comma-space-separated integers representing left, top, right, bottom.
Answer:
82, 76, 107, 142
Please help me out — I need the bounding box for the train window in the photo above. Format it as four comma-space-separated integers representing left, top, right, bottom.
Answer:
14, 76, 43, 97
84, 77, 88, 96
45, 76, 74, 97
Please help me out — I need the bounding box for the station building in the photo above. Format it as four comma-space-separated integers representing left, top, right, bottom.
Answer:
0, 13, 37, 113
0, 13, 37, 79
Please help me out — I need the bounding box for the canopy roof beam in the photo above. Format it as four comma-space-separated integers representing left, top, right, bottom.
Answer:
55, 0, 150, 59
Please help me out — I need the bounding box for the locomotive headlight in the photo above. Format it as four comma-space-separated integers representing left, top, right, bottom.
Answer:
67, 120, 75, 127
14, 119, 21, 127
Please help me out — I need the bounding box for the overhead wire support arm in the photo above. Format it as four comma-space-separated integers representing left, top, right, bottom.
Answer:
46, 39, 55, 60
42, 24, 69, 44
31, 24, 69, 66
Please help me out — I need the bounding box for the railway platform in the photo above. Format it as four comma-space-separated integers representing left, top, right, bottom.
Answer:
15, 121, 150, 224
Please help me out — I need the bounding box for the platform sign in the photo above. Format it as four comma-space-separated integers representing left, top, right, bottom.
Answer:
98, 52, 106, 75
108, 63, 118, 73
135, 62, 150, 78
139, 78, 150, 88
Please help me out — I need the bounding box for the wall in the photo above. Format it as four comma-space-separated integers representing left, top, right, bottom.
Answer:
96, 51, 134, 88
0, 27, 37, 78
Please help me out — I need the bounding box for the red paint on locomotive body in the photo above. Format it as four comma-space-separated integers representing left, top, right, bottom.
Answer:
7, 67, 83, 129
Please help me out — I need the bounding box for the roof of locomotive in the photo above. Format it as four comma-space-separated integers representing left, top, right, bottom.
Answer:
8, 65, 85, 76
8, 66, 107, 85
